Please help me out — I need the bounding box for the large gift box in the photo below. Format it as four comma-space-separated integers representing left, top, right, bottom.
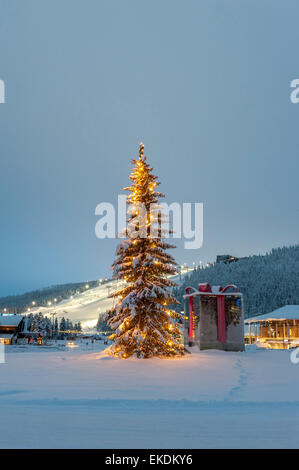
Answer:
184, 283, 245, 352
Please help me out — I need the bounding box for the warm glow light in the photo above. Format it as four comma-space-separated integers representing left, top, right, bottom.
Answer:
106, 142, 183, 360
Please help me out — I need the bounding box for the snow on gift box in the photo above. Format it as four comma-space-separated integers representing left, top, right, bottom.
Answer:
184, 283, 245, 352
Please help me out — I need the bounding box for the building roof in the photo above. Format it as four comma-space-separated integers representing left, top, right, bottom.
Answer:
0, 314, 24, 327
245, 305, 299, 324
0, 333, 14, 339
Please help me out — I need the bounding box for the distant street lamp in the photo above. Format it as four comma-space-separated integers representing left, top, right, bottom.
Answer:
50, 312, 57, 340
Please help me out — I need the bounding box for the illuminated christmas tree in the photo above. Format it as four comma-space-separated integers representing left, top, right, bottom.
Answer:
106, 143, 184, 359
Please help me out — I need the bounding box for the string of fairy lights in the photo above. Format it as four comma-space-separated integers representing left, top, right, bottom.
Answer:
105, 143, 187, 358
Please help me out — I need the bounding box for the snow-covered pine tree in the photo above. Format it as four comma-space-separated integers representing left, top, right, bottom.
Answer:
106, 143, 183, 359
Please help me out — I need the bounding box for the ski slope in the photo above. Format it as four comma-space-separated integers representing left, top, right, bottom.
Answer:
22, 279, 123, 330
22, 269, 192, 330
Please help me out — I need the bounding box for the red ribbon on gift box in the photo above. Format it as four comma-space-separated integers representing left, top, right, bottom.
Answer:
185, 286, 198, 342
198, 283, 238, 343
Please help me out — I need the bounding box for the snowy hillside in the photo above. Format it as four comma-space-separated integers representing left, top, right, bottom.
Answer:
22, 269, 192, 330
0, 280, 100, 312
21, 279, 121, 330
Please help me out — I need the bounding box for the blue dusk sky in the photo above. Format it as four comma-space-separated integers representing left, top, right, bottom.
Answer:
0, 0, 298, 296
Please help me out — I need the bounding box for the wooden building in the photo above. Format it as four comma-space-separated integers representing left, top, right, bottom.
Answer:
216, 254, 239, 264
0, 314, 25, 344
245, 305, 299, 349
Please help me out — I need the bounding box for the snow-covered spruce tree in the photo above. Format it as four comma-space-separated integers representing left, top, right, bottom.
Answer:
106, 143, 183, 359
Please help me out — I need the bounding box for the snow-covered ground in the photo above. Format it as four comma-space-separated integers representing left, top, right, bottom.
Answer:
0, 343, 298, 448
22, 269, 192, 330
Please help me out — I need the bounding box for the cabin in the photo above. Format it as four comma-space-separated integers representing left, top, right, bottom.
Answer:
245, 305, 299, 349
216, 254, 239, 264
0, 314, 25, 344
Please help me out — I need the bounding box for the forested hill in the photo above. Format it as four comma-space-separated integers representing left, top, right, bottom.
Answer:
1, 245, 298, 318
174, 245, 299, 318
